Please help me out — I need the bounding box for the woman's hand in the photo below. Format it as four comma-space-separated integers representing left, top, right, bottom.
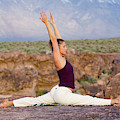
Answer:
40, 11, 49, 24
49, 12, 62, 39
49, 12, 55, 25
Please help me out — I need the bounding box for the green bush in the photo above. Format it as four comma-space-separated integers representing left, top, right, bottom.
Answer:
102, 68, 113, 75
99, 74, 108, 79
77, 79, 90, 86
84, 74, 98, 84
87, 76, 98, 84
77, 74, 98, 86
36, 90, 48, 97
108, 68, 113, 75
102, 69, 107, 74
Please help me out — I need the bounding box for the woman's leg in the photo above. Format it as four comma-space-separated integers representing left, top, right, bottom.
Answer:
53, 87, 111, 106
13, 92, 55, 107
65, 93, 111, 105
0, 85, 58, 107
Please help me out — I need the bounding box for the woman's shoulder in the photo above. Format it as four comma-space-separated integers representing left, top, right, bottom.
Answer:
55, 57, 66, 71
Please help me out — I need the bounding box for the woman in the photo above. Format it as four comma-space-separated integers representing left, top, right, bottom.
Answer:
0, 11, 120, 107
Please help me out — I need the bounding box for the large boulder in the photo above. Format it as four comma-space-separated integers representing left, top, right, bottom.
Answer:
103, 73, 120, 99
67, 52, 120, 97
95, 54, 120, 99
66, 52, 116, 80
67, 52, 103, 80
0, 51, 58, 96
110, 54, 120, 76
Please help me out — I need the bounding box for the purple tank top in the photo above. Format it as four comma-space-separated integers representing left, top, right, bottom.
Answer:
57, 60, 75, 89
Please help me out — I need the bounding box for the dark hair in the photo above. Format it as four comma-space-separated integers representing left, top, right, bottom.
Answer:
49, 39, 64, 51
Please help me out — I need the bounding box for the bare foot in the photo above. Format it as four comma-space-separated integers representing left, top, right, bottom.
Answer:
0, 99, 13, 107
115, 96, 120, 105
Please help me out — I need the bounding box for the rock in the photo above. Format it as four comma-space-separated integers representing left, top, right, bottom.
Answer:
83, 84, 99, 96
67, 49, 76, 54
0, 51, 58, 96
104, 73, 120, 99
66, 52, 108, 80
46, 51, 52, 55
110, 54, 120, 77
66, 52, 120, 97
0, 95, 12, 98
0, 61, 38, 96
0, 51, 120, 98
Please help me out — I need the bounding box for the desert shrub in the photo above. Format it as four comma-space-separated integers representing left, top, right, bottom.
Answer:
84, 74, 98, 84
77, 74, 98, 86
102, 69, 107, 74
107, 68, 113, 75
77, 79, 90, 86
102, 68, 113, 75
99, 74, 108, 79
36, 90, 48, 97
73, 89, 86, 95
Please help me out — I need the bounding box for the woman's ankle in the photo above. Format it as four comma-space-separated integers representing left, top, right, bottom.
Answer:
111, 96, 120, 105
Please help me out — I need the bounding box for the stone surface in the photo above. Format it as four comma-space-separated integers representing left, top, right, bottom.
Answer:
0, 51, 58, 96
104, 73, 120, 99
67, 51, 106, 79
110, 54, 120, 77
0, 105, 119, 120
0, 95, 119, 120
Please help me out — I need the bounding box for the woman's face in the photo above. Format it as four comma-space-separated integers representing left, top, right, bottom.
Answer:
59, 42, 67, 56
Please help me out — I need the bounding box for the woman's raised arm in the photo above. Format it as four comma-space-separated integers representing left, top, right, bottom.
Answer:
40, 11, 63, 68
40, 11, 57, 43
49, 12, 62, 39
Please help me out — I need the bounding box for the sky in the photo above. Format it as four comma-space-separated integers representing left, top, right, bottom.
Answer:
0, 0, 120, 42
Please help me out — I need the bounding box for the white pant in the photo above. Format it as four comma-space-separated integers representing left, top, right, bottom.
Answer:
13, 85, 111, 107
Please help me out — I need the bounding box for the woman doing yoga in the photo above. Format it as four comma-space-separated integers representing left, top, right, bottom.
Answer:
0, 11, 120, 107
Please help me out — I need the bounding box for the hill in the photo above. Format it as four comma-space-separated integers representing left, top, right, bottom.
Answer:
0, 38, 120, 53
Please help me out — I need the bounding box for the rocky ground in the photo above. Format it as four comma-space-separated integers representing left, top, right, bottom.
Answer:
0, 104, 120, 120
0, 96, 120, 120
0, 51, 120, 119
